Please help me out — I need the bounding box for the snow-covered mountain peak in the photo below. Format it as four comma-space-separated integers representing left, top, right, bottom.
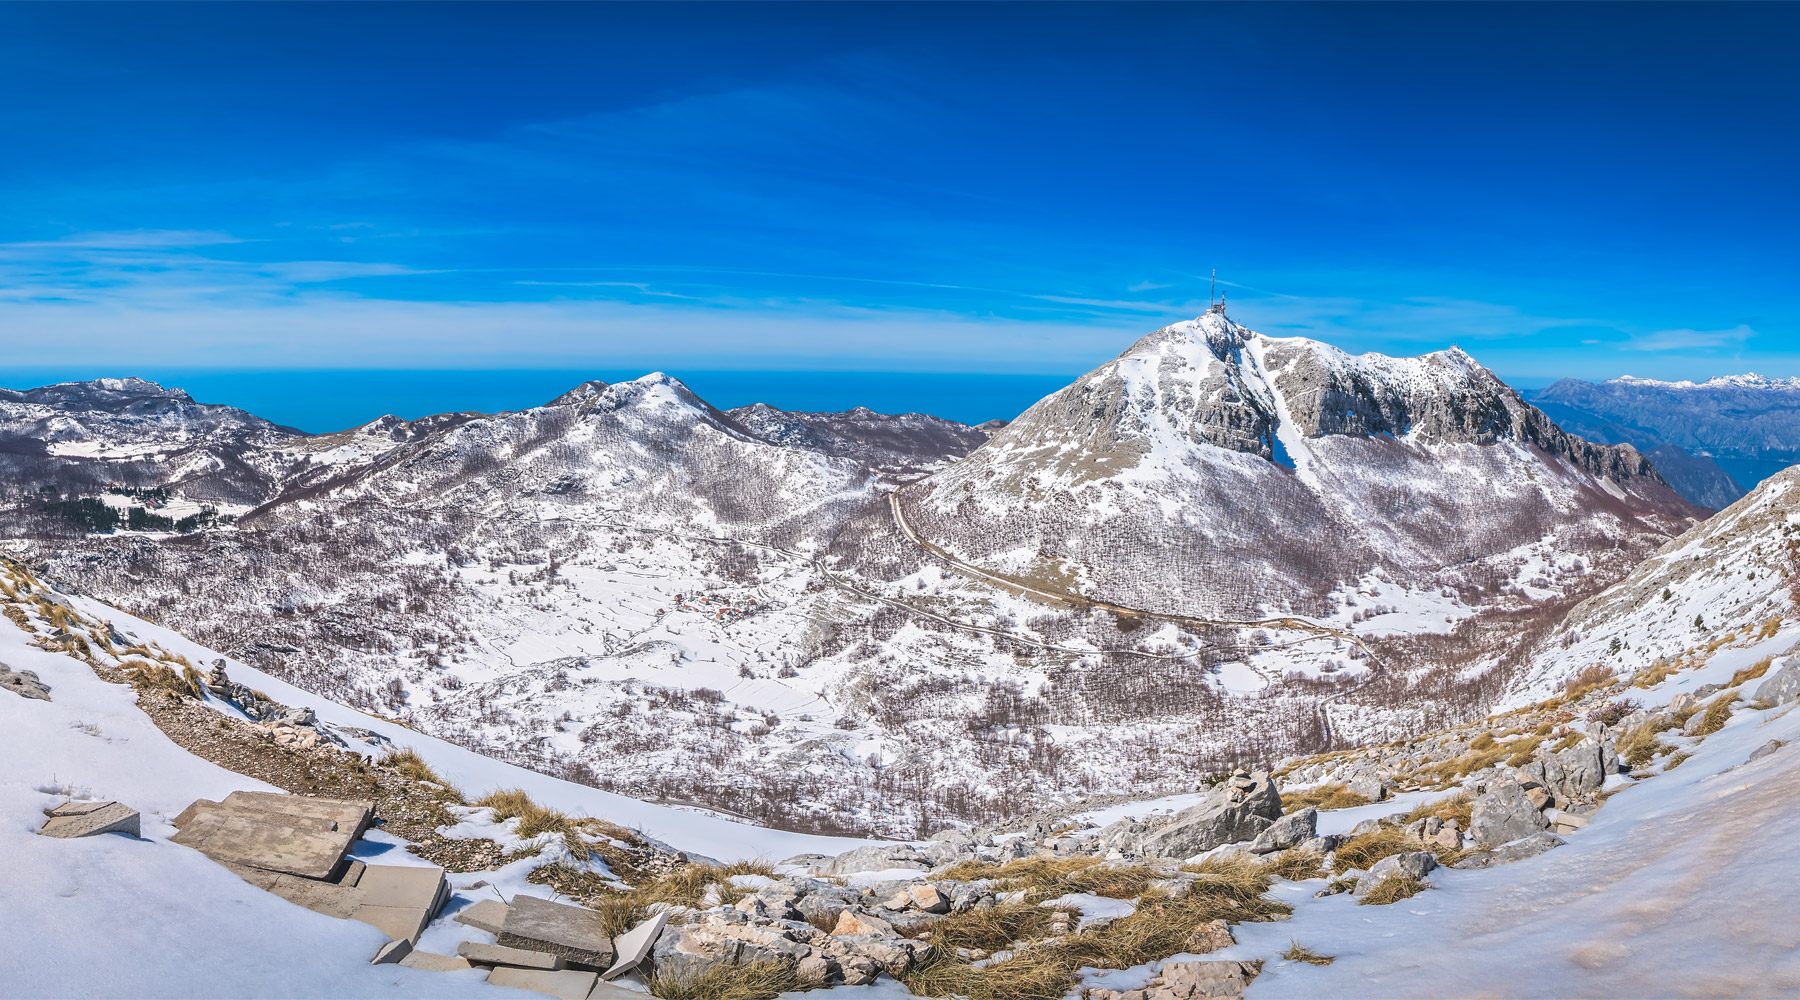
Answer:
1609, 372, 1800, 391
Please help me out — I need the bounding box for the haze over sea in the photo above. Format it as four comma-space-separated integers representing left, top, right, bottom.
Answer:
0, 368, 1091, 435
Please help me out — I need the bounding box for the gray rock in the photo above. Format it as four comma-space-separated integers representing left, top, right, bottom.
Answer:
38, 801, 140, 839
1367, 851, 1437, 882
1248, 807, 1316, 855
649, 915, 814, 984
1452, 831, 1565, 869
823, 842, 955, 877
1470, 780, 1551, 849
1131, 772, 1282, 860
498, 894, 616, 968
1747, 740, 1784, 764
1346, 772, 1387, 803
1755, 658, 1800, 705
0, 665, 51, 701
1682, 708, 1711, 737
1157, 959, 1260, 998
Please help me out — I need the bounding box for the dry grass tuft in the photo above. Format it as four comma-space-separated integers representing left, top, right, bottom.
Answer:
1281, 940, 1335, 965
475, 787, 592, 860
935, 856, 1164, 902
915, 903, 1062, 952
632, 860, 776, 910
1259, 849, 1327, 883
121, 660, 202, 699
1399, 791, 1472, 830
648, 958, 815, 1000
1631, 660, 1682, 689
1691, 693, 1740, 737
1358, 873, 1430, 906
1280, 783, 1371, 814
1618, 718, 1676, 768
1731, 657, 1775, 688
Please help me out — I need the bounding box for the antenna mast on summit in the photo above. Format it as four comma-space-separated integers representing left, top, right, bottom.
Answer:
1208, 269, 1226, 315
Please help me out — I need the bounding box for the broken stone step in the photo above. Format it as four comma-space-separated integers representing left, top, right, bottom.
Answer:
457, 941, 565, 970
454, 898, 511, 935
170, 809, 355, 879
221, 790, 374, 839
399, 950, 475, 972
602, 912, 667, 981
38, 802, 140, 839
485, 967, 597, 1000
221, 861, 364, 919
497, 894, 615, 969
371, 938, 413, 965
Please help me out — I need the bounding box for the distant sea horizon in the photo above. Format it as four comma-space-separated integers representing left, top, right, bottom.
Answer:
0, 367, 1566, 436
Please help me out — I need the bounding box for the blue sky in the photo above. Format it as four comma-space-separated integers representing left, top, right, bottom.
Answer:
3, 2, 1797, 381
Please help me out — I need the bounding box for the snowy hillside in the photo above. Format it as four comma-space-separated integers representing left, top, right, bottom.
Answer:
1511, 465, 1800, 705
0, 324, 1719, 841
904, 312, 1700, 620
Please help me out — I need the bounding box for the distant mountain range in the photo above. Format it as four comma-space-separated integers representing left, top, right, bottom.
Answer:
0, 321, 1744, 836
1526, 374, 1800, 509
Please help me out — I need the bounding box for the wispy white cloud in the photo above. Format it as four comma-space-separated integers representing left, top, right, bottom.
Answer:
1619, 324, 1756, 352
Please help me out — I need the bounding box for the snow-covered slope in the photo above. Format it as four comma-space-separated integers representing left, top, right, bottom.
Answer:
1511, 465, 1800, 704
903, 312, 1701, 620
727, 404, 996, 472
0, 377, 302, 504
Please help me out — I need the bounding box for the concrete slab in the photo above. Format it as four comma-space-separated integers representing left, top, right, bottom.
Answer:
356, 864, 446, 910
485, 967, 598, 1000
457, 941, 564, 970
602, 912, 666, 980
45, 800, 113, 817
454, 899, 511, 935
38, 802, 140, 839
498, 895, 615, 969
400, 950, 475, 972
350, 903, 434, 946
170, 809, 355, 879
585, 981, 647, 1000
222, 790, 374, 838
371, 938, 413, 965
221, 861, 365, 919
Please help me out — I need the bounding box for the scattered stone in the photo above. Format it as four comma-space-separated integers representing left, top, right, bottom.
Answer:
908, 884, 951, 914
1, 665, 51, 701
832, 909, 895, 937
1523, 784, 1555, 811
484, 966, 598, 1000
1747, 740, 1784, 764
38, 801, 140, 839
1545, 809, 1590, 834
498, 894, 616, 969
1470, 780, 1552, 849
399, 950, 474, 972
1248, 806, 1316, 855
603, 911, 668, 980
1453, 831, 1566, 870
1184, 918, 1236, 954
1346, 772, 1387, 803
1357, 850, 1436, 894
1159, 959, 1261, 998
457, 941, 565, 970
455, 898, 511, 935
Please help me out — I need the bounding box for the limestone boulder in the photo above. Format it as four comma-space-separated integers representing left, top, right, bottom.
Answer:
1131, 772, 1282, 860
1247, 807, 1316, 855
1469, 780, 1551, 849
1, 665, 51, 701
1453, 831, 1565, 869
1755, 657, 1800, 706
